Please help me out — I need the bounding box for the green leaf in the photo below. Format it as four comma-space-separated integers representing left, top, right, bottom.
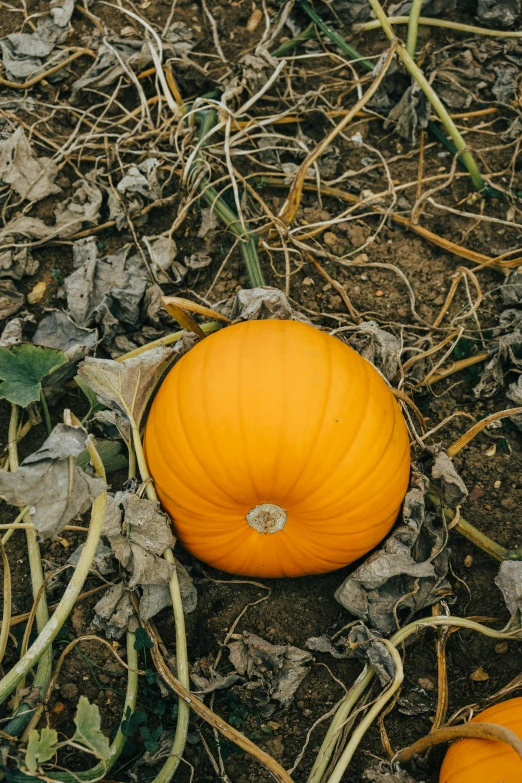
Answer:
25, 727, 59, 772
72, 696, 110, 760
75, 438, 128, 475
0, 344, 67, 407
134, 627, 154, 651
76, 376, 106, 422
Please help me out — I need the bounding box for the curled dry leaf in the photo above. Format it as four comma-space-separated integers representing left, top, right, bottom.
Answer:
102, 492, 175, 587
348, 624, 396, 686
0, 423, 106, 539
0, 127, 60, 202
335, 470, 452, 634
495, 560, 522, 625
347, 321, 401, 380
476, 0, 520, 28
68, 540, 115, 576
64, 239, 149, 347
93, 583, 138, 640
117, 159, 161, 200
54, 180, 103, 237
228, 632, 312, 707
32, 311, 98, 404
0, 0, 74, 80
139, 562, 197, 620
142, 236, 184, 286
0, 241, 38, 281
306, 635, 349, 659
191, 662, 242, 695
384, 83, 429, 146
218, 286, 304, 322
0, 316, 26, 346
33, 310, 98, 359
78, 345, 175, 426
432, 451, 468, 506
0, 280, 25, 321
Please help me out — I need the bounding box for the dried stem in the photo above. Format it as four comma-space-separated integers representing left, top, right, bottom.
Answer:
396, 721, 522, 764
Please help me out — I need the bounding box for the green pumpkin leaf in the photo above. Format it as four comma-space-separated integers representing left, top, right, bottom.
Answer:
72, 696, 110, 760
0, 343, 68, 407
75, 438, 128, 475
76, 376, 107, 421
25, 727, 59, 772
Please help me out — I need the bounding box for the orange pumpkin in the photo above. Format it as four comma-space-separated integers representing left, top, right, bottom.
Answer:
440, 698, 522, 783
145, 319, 410, 577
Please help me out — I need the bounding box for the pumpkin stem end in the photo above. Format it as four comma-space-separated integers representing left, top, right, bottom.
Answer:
246, 504, 286, 534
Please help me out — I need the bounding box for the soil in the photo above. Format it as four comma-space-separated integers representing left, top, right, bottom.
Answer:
1, 1, 522, 782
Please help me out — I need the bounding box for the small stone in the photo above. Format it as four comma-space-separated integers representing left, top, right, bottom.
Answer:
246, 7, 263, 31
470, 485, 484, 501
433, 294, 445, 306
354, 253, 369, 263
322, 283, 332, 291
323, 232, 339, 247
418, 677, 435, 691
470, 666, 489, 682
501, 497, 516, 510
360, 274, 368, 282
303, 277, 314, 285
27, 281, 46, 305
464, 555, 473, 568
61, 683, 78, 700
495, 642, 509, 655
486, 444, 497, 457
494, 480, 501, 489
375, 289, 384, 297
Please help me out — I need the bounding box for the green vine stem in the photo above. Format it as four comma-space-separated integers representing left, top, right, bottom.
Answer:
354, 15, 522, 37
48, 631, 139, 782
128, 418, 190, 782
7, 403, 53, 712
406, 0, 423, 57
326, 641, 403, 783
308, 616, 522, 783
193, 111, 265, 288
366, 0, 485, 192
0, 436, 107, 705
